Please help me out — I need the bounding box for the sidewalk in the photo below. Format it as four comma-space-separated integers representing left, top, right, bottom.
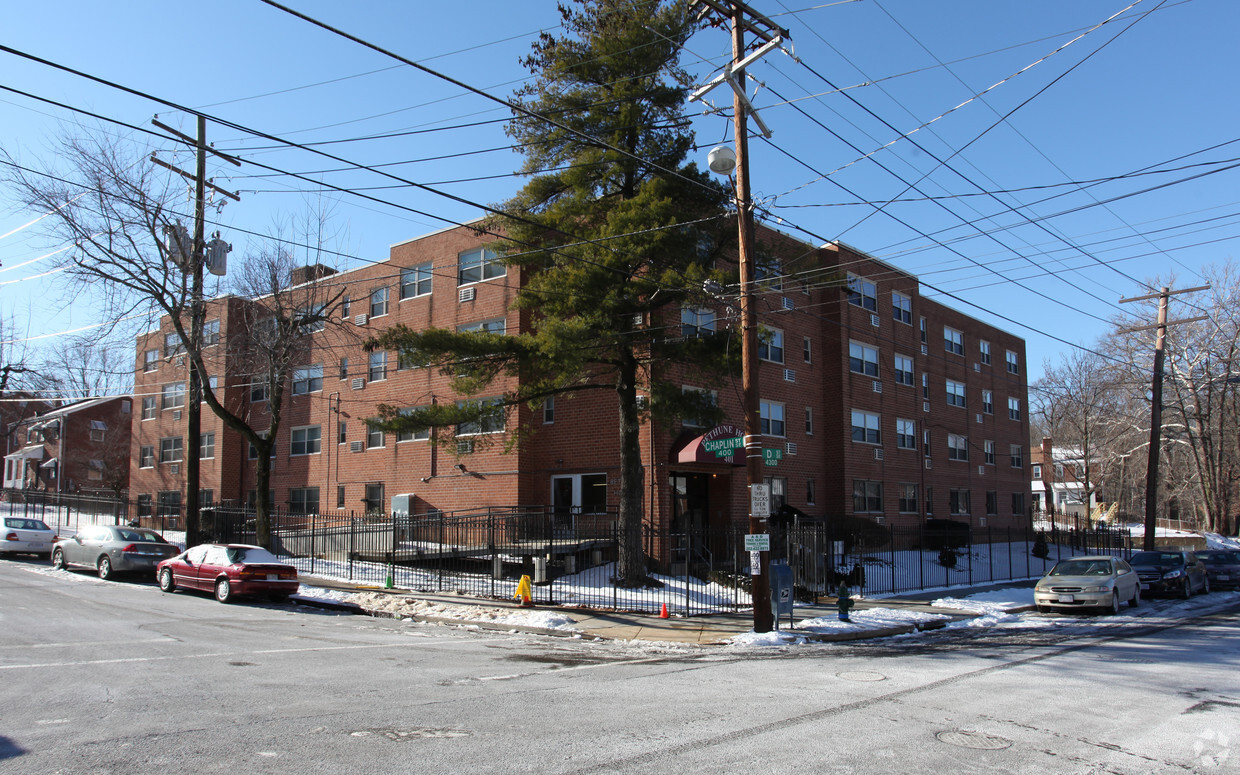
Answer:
295, 575, 1034, 645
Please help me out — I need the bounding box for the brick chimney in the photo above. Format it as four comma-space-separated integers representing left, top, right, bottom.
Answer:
289, 264, 337, 287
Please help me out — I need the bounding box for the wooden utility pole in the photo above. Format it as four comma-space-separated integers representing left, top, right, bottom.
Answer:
1119, 285, 1208, 550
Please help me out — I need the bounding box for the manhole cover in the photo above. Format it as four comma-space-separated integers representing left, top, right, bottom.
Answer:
836, 670, 887, 682
936, 730, 1012, 750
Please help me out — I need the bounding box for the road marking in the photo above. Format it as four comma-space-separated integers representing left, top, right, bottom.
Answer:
0, 637, 176, 651
0, 642, 413, 670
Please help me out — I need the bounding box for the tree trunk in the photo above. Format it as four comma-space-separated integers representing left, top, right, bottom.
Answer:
615, 350, 645, 586
254, 444, 273, 549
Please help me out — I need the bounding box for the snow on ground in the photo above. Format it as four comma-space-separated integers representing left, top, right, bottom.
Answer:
729, 607, 952, 646
345, 591, 582, 632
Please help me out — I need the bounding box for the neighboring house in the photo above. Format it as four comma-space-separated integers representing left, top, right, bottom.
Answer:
1031, 437, 1098, 518
129, 222, 1031, 544
3, 396, 133, 495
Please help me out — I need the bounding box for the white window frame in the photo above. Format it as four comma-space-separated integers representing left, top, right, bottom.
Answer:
894, 354, 914, 386
456, 397, 505, 436
982, 390, 993, 414
162, 382, 186, 410
370, 286, 389, 318
1008, 397, 1021, 421
291, 425, 322, 456
948, 433, 969, 461
200, 432, 215, 460
760, 400, 786, 437
847, 274, 877, 311
944, 326, 964, 355
681, 306, 715, 338
292, 365, 323, 396
896, 418, 916, 449
458, 246, 505, 285
1006, 349, 1020, 374
851, 409, 880, 445
400, 262, 433, 299
892, 291, 911, 324
369, 351, 388, 382
396, 409, 431, 443
946, 379, 966, 408
849, 341, 879, 376
758, 328, 785, 364
979, 340, 991, 365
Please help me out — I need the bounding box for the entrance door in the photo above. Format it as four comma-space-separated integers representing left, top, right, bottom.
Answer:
551, 474, 607, 538
670, 473, 712, 568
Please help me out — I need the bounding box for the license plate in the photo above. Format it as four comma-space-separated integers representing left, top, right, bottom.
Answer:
1141, 583, 1150, 591
267, 574, 278, 581
1058, 595, 1075, 603
29, 543, 48, 550
1218, 575, 1230, 581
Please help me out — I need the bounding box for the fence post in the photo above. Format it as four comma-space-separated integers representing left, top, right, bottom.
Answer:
310, 510, 316, 576
348, 517, 355, 581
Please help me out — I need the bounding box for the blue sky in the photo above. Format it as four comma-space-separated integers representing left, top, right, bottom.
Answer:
2, 0, 1237, 392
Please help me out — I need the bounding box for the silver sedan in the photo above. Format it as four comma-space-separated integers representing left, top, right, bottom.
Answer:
1035, 555, 1142, 614
51, 525, 180, 580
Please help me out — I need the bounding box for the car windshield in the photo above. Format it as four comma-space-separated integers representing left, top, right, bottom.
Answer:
225, 546, 281, 564
1130, 551, 1184, 565
4, 518, 50, 530
1200, 551, 1240, 564
116, 529, 166, 543
1050, 560, 1112, 576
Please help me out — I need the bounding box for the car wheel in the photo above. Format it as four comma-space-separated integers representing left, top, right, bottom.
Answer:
1202, 576, 1210, 595
1181, 578, 1192, 599
1036, 605, 1049, 614
51, 548, 66, 570
1106, 591, 1120, 615
158, 568, 176, 593
1128, 585, 1140, 608
97, 556, 113, 580
215, 578, 233, 604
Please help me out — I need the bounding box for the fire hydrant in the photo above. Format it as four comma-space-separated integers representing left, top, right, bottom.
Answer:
836, 582, 855, 622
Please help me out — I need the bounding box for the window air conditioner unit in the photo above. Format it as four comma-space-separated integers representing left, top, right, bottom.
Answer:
459, 287, 476, 303
874, 448, 883, 461
973, 362, 980, 372
924, 459, 933, 469
170, 464, 180, 474
786, 442, 798, 455
781, 296, 794, 311
871, 314, 880, 328
923, 401, 930, 413
349, 441, 364, 453
351, 378, 365, 390
784, 369, 796, 383
872, 380, 882, 393
921, 344, 928, 355
353, 314, 369, 327
172, 410, 182, 421
978, 466, 986, 476
456, 439, 475, 454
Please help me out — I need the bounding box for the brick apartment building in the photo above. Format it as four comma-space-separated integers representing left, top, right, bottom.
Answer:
3, 396, 133, 496
128, 222, 1030, 536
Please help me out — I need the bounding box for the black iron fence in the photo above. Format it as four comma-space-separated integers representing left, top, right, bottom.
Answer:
0, 489, 129, 534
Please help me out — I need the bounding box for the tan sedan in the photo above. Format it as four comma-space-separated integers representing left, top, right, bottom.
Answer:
1034, 555, 1141, 614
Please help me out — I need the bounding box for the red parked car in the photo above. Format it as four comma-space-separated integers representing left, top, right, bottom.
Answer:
157, 544, 299, 603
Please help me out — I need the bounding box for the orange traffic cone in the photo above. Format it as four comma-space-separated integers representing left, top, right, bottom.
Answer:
659, 603, 669, 619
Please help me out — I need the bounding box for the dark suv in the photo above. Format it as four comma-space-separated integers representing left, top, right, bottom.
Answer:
1128, 550, 1209, 598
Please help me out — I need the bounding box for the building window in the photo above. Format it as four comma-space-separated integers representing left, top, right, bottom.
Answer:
200, 432, 215, 460
370, 286, 389, 317
848, 341, 879, 376
396, 409, 431, 443
899, 484, 918, 514
292, 365, 323, 396
289, 487, 320, 516
164, 332, 184, 357
369, 351, 388, 382
894, 354, 914, 386
681, 307, 715, 337
250, 379, 268, 403
984, 440, 995, 465
143, 349, 159, 372
923, 429, 931, 457
979, 340, 991, 365
248, 431, 272, 460
137, 494, 152, 517
364, 483, 385, 515
139, 446, 154, 469
543, 396, 555, 425
986, 491, 998, 516
1008, 397, 1021, 421
291, 426, 321, 456
203, 319, 220, 346
456, 398, 505, 436
922, 372, 930, 400
339, 357, 349, 380
919, 316, 927, 343
896, 418, 916, 450
851, 410, 880, 444
1010, 444, 1024, 468
944, 326, 964, 355
804, 407, 813, 436
764, 475, 787, 510
157, 491, 181, 518
760, 401, 786, 437
948, 433, 969, 461
141, 397, 156, 420
806, 478, 816, 506
366, 425, 385, 449
400, 263, 433, 299
847, 274, 877, 311
982, 390, 993, 415
1032, 464, 1042, 480
336, 485, 345, 509
925, 486, 934, 516
338, 421, 347, 444
159, 437, 183, 464
162, 382, 186, 410
458, 246, 505, 285
1012, 492, 1027, 516
458, 318, 507, 335
946, 380, 966, 408
758, 329, 784, 364
341, 294, 350, 318
803, 336, 811, 363
949, 489, 971, 516
892, 291, 911, 324
853, 480, 882, 513
681, 386, 717, 429
1006, 349, 1019, 374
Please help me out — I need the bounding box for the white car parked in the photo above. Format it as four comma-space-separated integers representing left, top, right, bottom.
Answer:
1035, 555, 1142, 614
1, 517, 56, 559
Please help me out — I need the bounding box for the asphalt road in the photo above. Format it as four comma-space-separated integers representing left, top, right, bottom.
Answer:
2, 557, 1238, 774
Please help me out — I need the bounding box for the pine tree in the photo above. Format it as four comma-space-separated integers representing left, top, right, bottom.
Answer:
368, 0, 734, 586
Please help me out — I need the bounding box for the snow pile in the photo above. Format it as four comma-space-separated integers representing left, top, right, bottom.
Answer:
932, 587, 1054, 629
729, 607, 950, 646
346, 591, 581, 631
293, 585, 358, 604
